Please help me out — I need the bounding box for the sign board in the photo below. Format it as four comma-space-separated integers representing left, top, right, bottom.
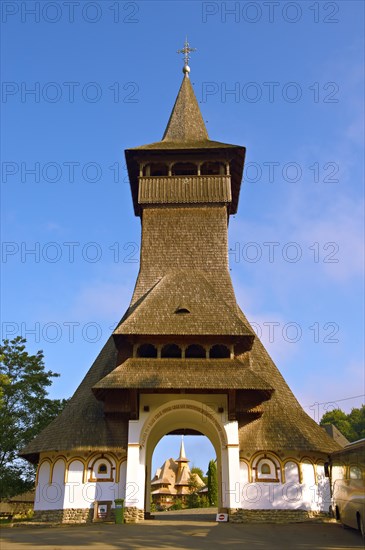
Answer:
216, 513, 228, 522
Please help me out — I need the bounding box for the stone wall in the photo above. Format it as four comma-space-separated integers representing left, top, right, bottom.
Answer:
229, 509, 329, 523
124, 507, 145, 523
33, 508, 93, 523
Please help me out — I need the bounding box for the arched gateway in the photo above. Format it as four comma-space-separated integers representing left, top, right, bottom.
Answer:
21, 44, 340, 523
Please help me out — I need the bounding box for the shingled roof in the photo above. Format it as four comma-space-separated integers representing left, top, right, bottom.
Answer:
162, 73, 208, 142
21, 310, 340, 462
20, 337, 128, 463
114, 270, 254, 337
92, 358, 272, 392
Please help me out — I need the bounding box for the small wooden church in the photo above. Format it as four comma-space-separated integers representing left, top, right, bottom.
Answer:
151, 438, 204, 509
21, 43, 340, 523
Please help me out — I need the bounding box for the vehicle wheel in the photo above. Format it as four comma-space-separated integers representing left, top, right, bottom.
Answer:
358, 514, 365, 539
335, 506, 340, 521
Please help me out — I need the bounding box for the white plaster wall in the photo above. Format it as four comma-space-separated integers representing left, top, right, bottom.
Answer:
301, 460, 317, 511
36, 456, 128, 511
284, 461, 300, 483
239, 459, 329, 511
240, 461, 249, 484
64, 459, 86, 509
316, 463, 331, 512
117, 461, 127, 500
34, 460, 51, 510
41, 459, 66, 510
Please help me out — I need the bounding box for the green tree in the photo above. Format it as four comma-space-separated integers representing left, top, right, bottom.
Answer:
207, 460, 218, 506
170, 498, 183, 510
348, 406, 365, 440
0, 337, 68, 498
186, 472, 202, 509
320, 405, 365, 442
191, 466, 207, 485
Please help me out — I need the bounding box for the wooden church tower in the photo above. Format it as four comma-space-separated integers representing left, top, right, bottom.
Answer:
22, 42, 339, 523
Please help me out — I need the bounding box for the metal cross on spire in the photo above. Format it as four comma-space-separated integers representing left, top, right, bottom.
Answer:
177, 37, 197, 76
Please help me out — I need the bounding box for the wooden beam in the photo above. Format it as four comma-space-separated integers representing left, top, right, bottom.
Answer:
228, 390, 236, 421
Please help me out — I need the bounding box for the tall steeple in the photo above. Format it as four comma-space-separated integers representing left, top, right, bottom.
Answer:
162, 75, 208, 142
163, 38, 208, 143
176, 436, 189, 463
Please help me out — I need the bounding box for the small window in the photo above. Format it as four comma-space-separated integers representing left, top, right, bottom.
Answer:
255, 457, 279, 482
98, 463, 107, 474
261, 463, 271, 475
349, 466, 362, 480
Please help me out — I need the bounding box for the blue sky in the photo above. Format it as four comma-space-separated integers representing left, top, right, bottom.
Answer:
1, 0, 364, 474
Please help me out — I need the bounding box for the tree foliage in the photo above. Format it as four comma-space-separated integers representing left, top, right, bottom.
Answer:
207, 459, 218, 506
186, 472, 206, 508
0, 337, 68, 498
320, 405, 365, 442
190, 466, 207, 485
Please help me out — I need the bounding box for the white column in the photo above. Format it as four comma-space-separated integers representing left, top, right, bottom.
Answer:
222, 421, 241, 510
125, 420, 146, 511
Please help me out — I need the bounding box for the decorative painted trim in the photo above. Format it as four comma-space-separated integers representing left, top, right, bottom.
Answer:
239, 458, 251, 483
282, 458, 301, 484
251, 452, 282, 483
314, 459, 326, 483
300, 457, 315, 485
66, 457, 86, 484
116, 458, 127, 483
140, 401, 227, 448
36, 457, 52, 484
88, 455, 115, 483
50, 456, 67, 484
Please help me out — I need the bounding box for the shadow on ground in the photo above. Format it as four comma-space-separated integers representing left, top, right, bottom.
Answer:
154, 508, 217, 522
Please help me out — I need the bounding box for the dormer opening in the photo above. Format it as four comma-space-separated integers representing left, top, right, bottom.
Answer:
185, 344, 206, 359
209, 344, 230, 359
175, 307, 190, 314
137, 344, 158, 358
172, 162, 198, 176
143, 163, 169, 177
201, 161, 225, 176
161, 344, 182, 358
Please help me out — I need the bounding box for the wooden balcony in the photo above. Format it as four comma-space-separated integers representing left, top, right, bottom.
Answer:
138, 175, 232, 205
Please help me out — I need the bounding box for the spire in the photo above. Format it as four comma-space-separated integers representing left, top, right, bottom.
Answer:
176, 436, 189, 462
162, 39, 208, 142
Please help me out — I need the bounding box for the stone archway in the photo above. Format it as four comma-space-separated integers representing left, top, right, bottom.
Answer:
143, 401, 225, 515
123, 397, 241, 521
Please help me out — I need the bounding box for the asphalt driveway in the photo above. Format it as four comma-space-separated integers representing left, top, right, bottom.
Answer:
1, 519, 364, 550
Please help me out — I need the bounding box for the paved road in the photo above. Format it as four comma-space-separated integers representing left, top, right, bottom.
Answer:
1, 520, 363, 550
